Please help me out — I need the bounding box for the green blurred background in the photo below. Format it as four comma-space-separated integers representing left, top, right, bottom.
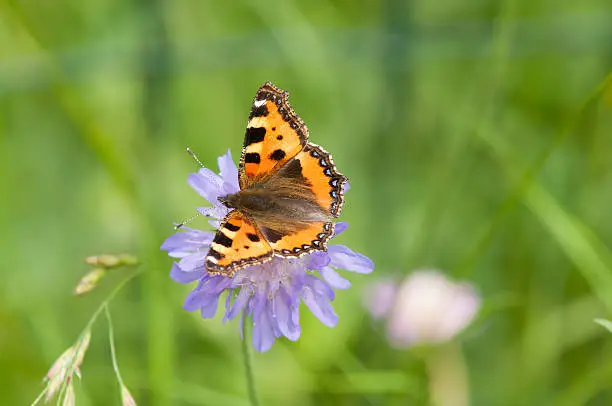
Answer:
2, 0, 612, 404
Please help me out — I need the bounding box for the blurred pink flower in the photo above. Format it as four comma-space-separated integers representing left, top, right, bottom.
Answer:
366, 270, 480, 348
363, 279, 397, 319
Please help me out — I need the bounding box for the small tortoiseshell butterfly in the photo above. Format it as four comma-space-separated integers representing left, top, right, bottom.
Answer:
205, 82, 348, 275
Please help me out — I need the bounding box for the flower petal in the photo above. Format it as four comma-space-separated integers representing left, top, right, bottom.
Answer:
161, 228, 213, 257
183, 276, 229, 315
320, 266, 351, 290
328, 245, 374, 274
301, 275, 338, 327
228, 287, 252, 320
438, 282, 480, 339
306, 274, 335, 301
183, 285, 209, 312
218, 149, 240, 194
273, 288, 301, 341
188, 168, 224, 205
222, 289, 233, 322
302, 286, 339, 327
308, 251, 330, 270
170, 263, 205, 284
200, 296, 220, 318
333, 222, 349, 237
178, 251, 207, 274
252, 303, 276, 352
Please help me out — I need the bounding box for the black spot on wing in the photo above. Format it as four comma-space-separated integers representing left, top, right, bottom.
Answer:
225, 223, 240, 232
214, 232, 233, 248
244, 153, 261, 164
208, 249, 223, 260
244, 127, 266, 146
249, 103, 269, 119
247, 233, 260, 242
269, 149, 286, 161
213, 232, 232, 248
276, 135, 283, 140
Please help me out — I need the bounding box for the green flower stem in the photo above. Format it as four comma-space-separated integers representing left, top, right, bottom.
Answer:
241, 317, 260, 406
105, 304, 126, 388
425, 344, 469, 406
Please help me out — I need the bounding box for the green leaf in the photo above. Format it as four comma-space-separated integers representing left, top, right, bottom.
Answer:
594, 318, 612, 333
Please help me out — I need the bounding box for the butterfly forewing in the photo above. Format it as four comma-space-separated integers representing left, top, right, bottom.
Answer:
239, 82, 308, 188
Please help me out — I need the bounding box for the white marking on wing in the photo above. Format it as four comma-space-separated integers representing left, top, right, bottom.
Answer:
221, 229, 237, 239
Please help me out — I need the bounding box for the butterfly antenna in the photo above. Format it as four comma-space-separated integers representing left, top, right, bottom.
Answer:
175, 211, 212, 230
186, 147, 205, 168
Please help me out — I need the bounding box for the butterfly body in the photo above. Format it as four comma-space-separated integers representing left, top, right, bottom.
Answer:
206, 82, 347, 276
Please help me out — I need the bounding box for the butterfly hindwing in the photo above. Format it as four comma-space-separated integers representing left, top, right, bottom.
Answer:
294, 143, 347, 217
267, 221, 335, 257
239, 82, 308, 188
205, 211, 273, 275
260, 143, 346, 257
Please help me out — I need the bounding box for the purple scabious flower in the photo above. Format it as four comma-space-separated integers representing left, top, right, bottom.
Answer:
162, 150, 374, 352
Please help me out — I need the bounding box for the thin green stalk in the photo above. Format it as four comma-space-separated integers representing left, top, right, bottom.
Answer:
105, 304, 126, 388
29, 388, 46, 406
241, 317, 259, 406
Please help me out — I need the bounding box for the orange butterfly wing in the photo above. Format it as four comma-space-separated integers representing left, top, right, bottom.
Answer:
264, 144, 347, 257
293, 143, 346, 218
205, 211, 273, 275
268, 222, 335, 257
239, 82, 308, 188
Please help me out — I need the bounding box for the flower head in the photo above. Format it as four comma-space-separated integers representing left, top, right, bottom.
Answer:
365, 270, 480, 348
162, 150, 374, 352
